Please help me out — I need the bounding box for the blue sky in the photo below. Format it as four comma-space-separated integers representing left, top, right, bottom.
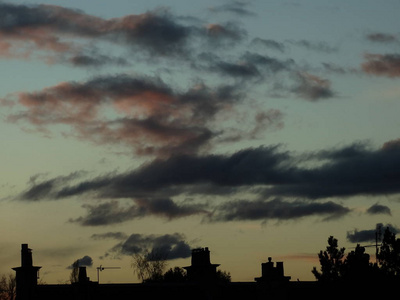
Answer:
0, 0, 400, 283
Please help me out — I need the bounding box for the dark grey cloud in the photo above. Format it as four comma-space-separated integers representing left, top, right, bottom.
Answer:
268, 142, 400, 199
108, 233, 192, 260
366, 203, 391, 216
286, 39, 338, 53
67, 255, 93, 269
69, 201, 138, 226
20, 145, 288, 201
0, 2, 248, 61
196, 51, 294, 81
251, 38, 286, 53
212, 198, 350, 222
205, 22, 246, 47
292, 72, 334, 101
366, 33, 398, 43
114, 9, 194, 57
209, 1, 256, 17
321, 62, 358, 75
252, 38, 338, 54
134, 198, 209, 220
91, 232, 128, 240
0, 3, 193, 57
347, 223, 399, 243
20, 171, 85, 201
0, 3, 102, 36
69, 53, 129, 67
20, 141, 400, 204
70, 198, 209, 226
213, 60, 261, 79
241, 52, 294, 74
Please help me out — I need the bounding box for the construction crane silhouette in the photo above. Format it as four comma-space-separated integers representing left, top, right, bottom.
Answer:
96, 265, 121, 283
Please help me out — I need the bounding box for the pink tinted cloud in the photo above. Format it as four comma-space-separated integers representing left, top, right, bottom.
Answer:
362, 53, 400, 78
382, 138, 400, 151
4, 75, 229, 157
205, 23, 245, 44
293, 72, 334, 101
0, 3, 193, 60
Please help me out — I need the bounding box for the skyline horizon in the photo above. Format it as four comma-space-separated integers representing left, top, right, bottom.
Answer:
4, 223, 394, 284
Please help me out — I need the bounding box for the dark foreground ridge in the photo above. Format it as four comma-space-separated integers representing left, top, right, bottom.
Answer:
11, 244, 397, 300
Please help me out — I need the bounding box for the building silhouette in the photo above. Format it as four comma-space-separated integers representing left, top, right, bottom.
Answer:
184, 247, 220, 282
11, 244, 296, 300
12, 244, 41, 300
12, 243, 393, 300
255, 257, 291, 283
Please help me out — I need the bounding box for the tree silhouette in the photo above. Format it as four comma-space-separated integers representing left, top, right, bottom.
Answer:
377, 227, 400, 278
216, 270, 231, 283
312, 236, 345, 282
131, 249, 168, 283
341, 244, 372, 281
69, 260, 80, 284
163, 267, 186, 283
314, 227, 400, 285
0, 274, 16, 300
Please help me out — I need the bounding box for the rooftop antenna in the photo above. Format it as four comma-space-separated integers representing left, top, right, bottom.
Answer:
96, 265, 121, 283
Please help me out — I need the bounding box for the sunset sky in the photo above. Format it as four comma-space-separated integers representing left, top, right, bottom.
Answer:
1, 0, 400, 283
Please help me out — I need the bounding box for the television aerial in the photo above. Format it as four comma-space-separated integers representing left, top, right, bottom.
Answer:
96, 265, 121, 283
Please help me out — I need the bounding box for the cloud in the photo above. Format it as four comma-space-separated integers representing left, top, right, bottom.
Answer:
322, 62, 358, 75
361, 53, 400, 78
133, 198, 209, 220
212, 198, 350, 222
286, 39, 338, 53
195, 51, 292, 82
268, 142, 400, 199
205, 22, 246, 45
70, 199, 209, 226
252, 38, 338, 54
20, 171, 85, 201
107, 233, 192, 260
0, 3, 249, 63
366, 33, 398, 43
241, 52, 294, 75
69, 53, 129, 68
0, 3, 198, 59
0, 3, 100, 59
19, 141, 400, 205
49, 145, 290, 200
4, 74, 243, 157
251, 38, 286, 53
366, 203, 391, 216
347, 223, 399, 243
292, 72, 335, 101
91, 232, 128, 240
69, 201, 139, 226
382, 138, 400, 150
208, 1, 256, 17
67, 255, 93, 269
248, 110, 284, 139
212, 59, 261, 79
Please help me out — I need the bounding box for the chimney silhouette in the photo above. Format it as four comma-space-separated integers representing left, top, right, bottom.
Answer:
13, 244, 41, 300
255, 257, 291, 283
184, 247, 220, 282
